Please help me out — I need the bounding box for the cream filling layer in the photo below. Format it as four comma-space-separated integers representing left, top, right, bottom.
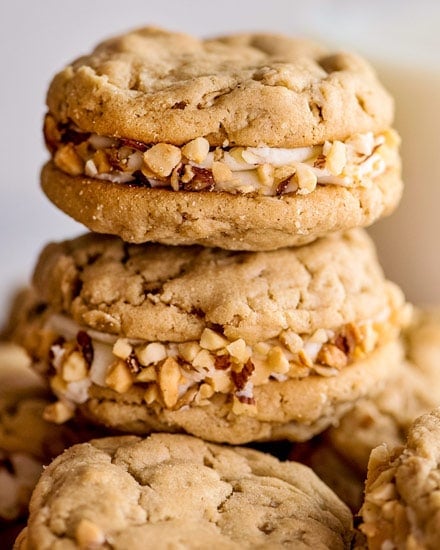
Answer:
46, 114, 400, 197
42, 311, 394, 416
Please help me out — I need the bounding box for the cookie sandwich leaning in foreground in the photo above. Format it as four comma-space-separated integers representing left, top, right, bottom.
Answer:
13, 433, 354, 549
13, 229, 410, 444
42, 27, 402, 250
359, 407, 440, 550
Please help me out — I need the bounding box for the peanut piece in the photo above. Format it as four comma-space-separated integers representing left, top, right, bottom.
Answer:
105, 360, 133, 393
317, 343, 348, 369
143, 144, 181, 177
54, 144, 84, 176
137, 342, 167, 366
226, 339, 250, 363
212, 161, 233, 183
200, 328, 228, 351
325, 140, 347, 175
182, 137, 210, 163
61, 351, 88, 382
158, 357, 181, 408
75, 519, 106, 549
112, 339, 133, 360
266, 346, 290, 374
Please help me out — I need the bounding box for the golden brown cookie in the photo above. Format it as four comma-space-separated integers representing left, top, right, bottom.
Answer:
15, 433, 354, 549
42, 27, 402, 250
359, 408, 440, 549
12, 229, 409, 444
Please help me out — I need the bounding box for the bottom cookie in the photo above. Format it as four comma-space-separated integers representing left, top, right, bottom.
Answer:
14, 433, 353, 549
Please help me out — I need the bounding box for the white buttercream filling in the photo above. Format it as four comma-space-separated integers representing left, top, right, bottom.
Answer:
44, 312, 391, 409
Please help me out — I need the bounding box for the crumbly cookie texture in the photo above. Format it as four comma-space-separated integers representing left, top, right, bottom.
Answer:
17, 433, 353, 549
46, 28, 393, 148
359, 407, 440, 549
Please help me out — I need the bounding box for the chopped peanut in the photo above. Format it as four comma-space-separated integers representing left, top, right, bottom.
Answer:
105, 360, 133, 393
193, 349, 215, 370
212, 161, 233, 183
112, 338, 133, 360
226, 339, 250, 363
54, 144, 84, 176
158, 357, 181, 408
256, 163, 274, 187
266, 346, 290, 374
325, 140, 347, 175
317, 343, 348, 369
92, 149, 112, 173
75, 519, 106, 549
200, 328, 228, 351
136, 366, 157, 382
178, 342, 202, 363
143, 144, 181, 177
137, 342, 167, 366
144, 384, 159, 405
295, 163, 318, 194
61, 351, 88, 382
182, 137, 210, 163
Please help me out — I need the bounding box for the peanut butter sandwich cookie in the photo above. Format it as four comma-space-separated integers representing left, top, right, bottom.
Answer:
289, 308, 440, 511
42, 27, 402, 250
14, 433, 354, 549
13, 229, 409, 444
359, 407, 440, 550
0, 342, 102, 523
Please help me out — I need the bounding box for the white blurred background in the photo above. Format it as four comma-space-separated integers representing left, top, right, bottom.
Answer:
1, 0, 439, 326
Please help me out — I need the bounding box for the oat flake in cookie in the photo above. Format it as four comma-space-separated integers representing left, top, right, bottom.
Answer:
13, 229, 410, 444
13, 433, 354, 549
42, 27, 402, 250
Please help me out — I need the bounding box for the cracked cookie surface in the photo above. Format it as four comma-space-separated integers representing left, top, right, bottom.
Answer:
16, 433, 353, 549
27, 229, 401, 343
47, 28, 393, 148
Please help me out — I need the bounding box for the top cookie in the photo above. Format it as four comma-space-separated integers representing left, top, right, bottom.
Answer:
47, 28, 393, 147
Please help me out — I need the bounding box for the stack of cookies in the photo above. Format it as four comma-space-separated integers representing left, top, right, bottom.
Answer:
4, 27, 436, 549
